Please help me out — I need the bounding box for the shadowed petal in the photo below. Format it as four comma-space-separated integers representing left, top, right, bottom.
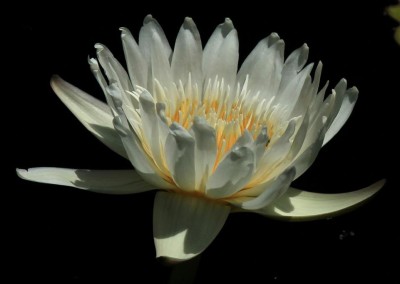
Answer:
256, 180, 385, 221
323, 87, 358, 146
50, 76, 127, 158
153, 191, 230, 261
16, 168, 156, 194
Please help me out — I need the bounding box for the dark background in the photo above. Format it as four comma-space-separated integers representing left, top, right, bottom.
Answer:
11, 0, 398, 282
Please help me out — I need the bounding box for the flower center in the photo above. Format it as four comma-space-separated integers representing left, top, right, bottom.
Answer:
149, 75, 277, 164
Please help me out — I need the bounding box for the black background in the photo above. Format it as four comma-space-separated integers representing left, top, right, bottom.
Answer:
11, 0, 398, 282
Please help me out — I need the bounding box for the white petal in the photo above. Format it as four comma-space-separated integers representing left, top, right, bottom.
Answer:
250, 120, 296, 185
275, 63, 314, 119
282, 43, 309, 77
50, 76, 127, 158
291, 127, 324, 179
16, 168, 156, 194
229, 168, 296, 210
203, 18, 238, 90
256, 180, 385, 221
165, 123, 196, 191
153, 191, 230, 261
171, 17, 203, 88
206, 146, 254, 199
113, 114, 174, 190
237, 35, 284, 101
190, 117, 217, 190
139, 91, 170, 173
139, 15, 172, 65
120, 27, 148, 88
88, 57, 108, 97
324, 79, 347, 129
323, 87, 358, 146
95, 43, 134, 94
139, 15, 172, 92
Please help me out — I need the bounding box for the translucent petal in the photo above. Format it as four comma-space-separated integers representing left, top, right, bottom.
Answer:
113, 114, 174, 190
165, 123, 196, 191
256, 180, 385, 221
120, 27, 148, 87
323, 87, 358, 146
229, 168, 296, 210
153, 191, 230, 260
16, 168, 155, 194
190, 117, 217, 190
206, 146, 254, 199
203, 18, 238, 90
50, 76, 127, 158
171, 17, 203, 88
237, 35, 284, 101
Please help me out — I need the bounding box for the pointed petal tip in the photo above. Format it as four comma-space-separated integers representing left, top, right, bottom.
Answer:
182, 17, 196, 30
218, 18, 234, 34
16, 168, 27, 179
119, 27, 130, 36
143, 14, 154, 24
259, 179, 386, 221
270, 32, 279, 38
94, 43, 105, 51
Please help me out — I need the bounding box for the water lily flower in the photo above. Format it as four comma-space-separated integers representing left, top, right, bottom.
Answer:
17, 16, 384, 261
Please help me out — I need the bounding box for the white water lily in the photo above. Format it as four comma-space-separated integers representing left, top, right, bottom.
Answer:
17, 16, 384, 261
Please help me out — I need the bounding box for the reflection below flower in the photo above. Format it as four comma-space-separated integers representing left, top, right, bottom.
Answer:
17, 16, 384, 261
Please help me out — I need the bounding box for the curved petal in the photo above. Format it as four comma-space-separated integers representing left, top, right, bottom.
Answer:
94, 43, 134, 95
323, 87, 358, 146
139, 15, 172, 93
206, 146, 254, 199
50, 76, 127, 158
230, 168, 296, 208
255, 179, 385, 221
237, 35, 284, 101
139, 91, 170, 173
190, 117, 217, 190
203, 18, 238, 90
171, 17, 203, 88
113, 114, 175, 190
16, 168, 156, 194
139, 15, 172, 65
120, 27, 148, 88
165, 123, 196, 192
153, 191, 230, 261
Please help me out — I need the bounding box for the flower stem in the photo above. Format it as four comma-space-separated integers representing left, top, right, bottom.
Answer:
168, 255, 201, 284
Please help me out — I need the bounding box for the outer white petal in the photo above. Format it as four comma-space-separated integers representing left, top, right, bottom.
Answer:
113, 114, 174, 190
165, 123, 196, 191
255, 180, 385, 221
229, 168, 296, 210
323, 87, 358, 146
291, 128, 325, 179
139, 15, 172, 92
190, 117, 217, 190
120, 27, 148, 88
171, 17, 203, 88
139, 91, 170, 173
94, 43, 134, 95
249, 120, 296, 186
50, 76, 127, 158
16, 168, 156, 194
237, 35, 284, 101
139, 15, 172, 65
153, 191, 230, 261
203, 18, 238, 90
206, 146, 254, 199
275, 63, 314, 119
